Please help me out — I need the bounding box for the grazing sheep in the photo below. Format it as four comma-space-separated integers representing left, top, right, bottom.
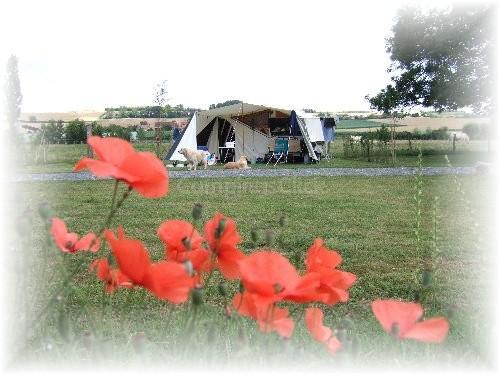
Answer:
448, 131, 470, 143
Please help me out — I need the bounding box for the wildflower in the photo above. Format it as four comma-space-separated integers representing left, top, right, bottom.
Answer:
74, 136, 168, 198
232, 292, 294, 338
104, 227, 152, 286
371, 299, 449, 343
50, 217, 100, 253
157, 220, 210, 272
144, 261, 195, 303
89, 258, 132, 293
238, 250, 319, 304
304, 239, 357, 305
305, 308, 342, 355
204, 213, 245, 279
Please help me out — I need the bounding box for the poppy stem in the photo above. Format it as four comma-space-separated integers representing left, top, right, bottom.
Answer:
16, 184, 133, 358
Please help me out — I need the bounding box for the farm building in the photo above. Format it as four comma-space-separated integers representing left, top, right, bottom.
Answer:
165, 103, 339, 164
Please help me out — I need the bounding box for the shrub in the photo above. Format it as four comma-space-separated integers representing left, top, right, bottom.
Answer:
65, 119, 87, 144
462, 123, 481, 140
40, 120, 65, 144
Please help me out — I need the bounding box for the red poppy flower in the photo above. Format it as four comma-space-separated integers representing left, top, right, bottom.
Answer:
90, 258, 132, 293
204, 213, 245, 279
305, 239, 342, 273
305, 307, 342, 354
157, 220, 210, 272
232, 292, 294, 338
51, 217, 100, 253
371, 299, 449, 343
238, 251, 301, 302
304, 239, 357, 305
74, 136, 168, 198
143, 261, 195, 303
105, 227, 152, 287
305, 307, 332, 342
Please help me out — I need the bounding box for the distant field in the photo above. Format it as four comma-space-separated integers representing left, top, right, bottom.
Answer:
371, 117, 490, 131
337, 119, 404, 130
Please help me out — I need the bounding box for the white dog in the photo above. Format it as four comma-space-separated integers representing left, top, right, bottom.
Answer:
178, 148, 209, 170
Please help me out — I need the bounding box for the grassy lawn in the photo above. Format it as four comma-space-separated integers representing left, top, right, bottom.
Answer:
11, 173, 495, 368
18, 140, 495, 173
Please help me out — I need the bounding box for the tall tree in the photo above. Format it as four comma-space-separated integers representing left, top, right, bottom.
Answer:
367, 4, 495, 114
4, 55, 23, 127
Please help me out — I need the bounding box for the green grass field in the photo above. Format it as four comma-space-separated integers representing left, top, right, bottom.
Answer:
336, 119, 398, 129
12, 172, 495, 368
18, 139, 495, 174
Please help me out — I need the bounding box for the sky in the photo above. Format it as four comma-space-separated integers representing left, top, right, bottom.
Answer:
0, 0, 461, 113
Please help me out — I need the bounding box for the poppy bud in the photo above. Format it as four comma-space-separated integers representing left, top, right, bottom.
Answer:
182, 236, 192, 251
265, 230, 275, 246
250, 229, 259, 243
391, 322, 400, 337
192, 286, 204, 306
217, 282, 227, 297
192, 203, 203, 221
183, 260, 194, 276
279, 215, 286, 227
38, 202, 52, 220
336, 328, 347, 343
215, 218, 227, 239
422, 269, 432, 287
224, 305, 232, 318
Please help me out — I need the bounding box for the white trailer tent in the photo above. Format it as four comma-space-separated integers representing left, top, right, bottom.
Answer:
165, 103, 334, 164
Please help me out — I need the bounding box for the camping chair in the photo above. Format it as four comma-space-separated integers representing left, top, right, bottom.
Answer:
266, 138, 289, 166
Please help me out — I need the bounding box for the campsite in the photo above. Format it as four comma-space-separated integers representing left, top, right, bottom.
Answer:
3, 1, 497, 373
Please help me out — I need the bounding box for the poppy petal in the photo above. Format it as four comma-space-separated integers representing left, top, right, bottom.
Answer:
87, 136, 135, 166
144, 261, 194, 303
105, 228, 151, 285
371, 299, 424, 337
402, 317, 449, 343
74, 232, 100, 252
305, 307, 332, 342
326, 336, 342, 354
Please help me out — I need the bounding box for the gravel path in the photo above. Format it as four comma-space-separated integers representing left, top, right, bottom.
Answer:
13, 167, 477, 182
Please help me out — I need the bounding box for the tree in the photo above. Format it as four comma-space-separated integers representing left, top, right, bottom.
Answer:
153, 80, 168, 112
65, 119, 87, 143
367, 4, 495, 115
209, 100, 242, 110
4, 55, 23, 128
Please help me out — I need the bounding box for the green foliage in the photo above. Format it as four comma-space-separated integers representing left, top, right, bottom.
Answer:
40, 120, 65, 144
461, 123, 492, 140
375, 125, 391, 143
208, 100, 242, 110
65, 119, 87, 143
367, 4, 494, 114
101, 105, 199, 119
4, 55, 23, 127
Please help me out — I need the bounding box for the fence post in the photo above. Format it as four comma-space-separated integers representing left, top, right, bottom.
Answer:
155, 126, 161, 158
86, 123, 93, 158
